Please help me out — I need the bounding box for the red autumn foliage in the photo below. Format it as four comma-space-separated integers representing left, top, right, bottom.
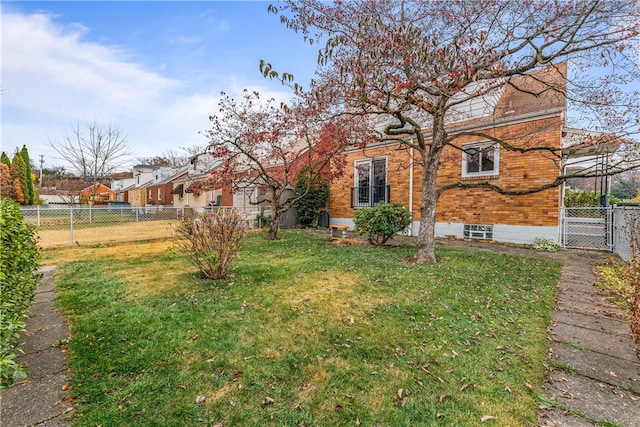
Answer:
203, 89, 372, 240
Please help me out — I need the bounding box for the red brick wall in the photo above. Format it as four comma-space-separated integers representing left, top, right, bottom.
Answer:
329, 116, 563, 227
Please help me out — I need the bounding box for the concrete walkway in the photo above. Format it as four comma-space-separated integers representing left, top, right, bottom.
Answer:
0, 266, 72, 427
539, 252, 640, 426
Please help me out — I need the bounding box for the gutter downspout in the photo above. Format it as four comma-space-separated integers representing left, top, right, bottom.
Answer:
560, 125, 567, 245
408, 143, 414, 237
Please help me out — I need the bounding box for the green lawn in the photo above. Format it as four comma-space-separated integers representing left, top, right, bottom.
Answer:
52, 231, 561, 426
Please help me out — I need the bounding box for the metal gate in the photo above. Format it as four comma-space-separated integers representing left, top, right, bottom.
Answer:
561, 207, 613, 251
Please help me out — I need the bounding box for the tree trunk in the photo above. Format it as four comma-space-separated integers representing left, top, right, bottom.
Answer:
414, 114, 446, 264
415, 167, 439, 263
267, 197, 280, 240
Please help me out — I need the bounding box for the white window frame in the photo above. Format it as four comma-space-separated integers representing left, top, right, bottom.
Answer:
461, 142, 500, 177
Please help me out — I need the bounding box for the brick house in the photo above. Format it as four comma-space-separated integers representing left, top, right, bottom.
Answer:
146, 168, 186, 206
80, 183, 111, 205
328, 64, 572, 245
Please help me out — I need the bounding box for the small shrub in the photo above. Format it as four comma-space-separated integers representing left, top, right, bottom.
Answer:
0, 197, 40, 388
532, 237, 563, 252
353, 202, 411, 246
175, 209, 246, 280
255, 207, 272, 229
294, 168, 329, 228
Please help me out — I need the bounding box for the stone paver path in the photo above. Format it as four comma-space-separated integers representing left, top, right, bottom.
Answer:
0, 266, 72, 427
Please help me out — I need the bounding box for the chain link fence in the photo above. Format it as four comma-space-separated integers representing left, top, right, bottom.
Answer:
612, 206, 639, 263
21, 205, 275, 249
561, 206, 612, 250
561, 206, 639, 262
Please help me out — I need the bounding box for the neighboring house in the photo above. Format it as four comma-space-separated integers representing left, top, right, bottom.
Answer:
127, 165, 156, 207
80, 183, 111, 205
171, 154, 232, 209
171, 172, 232, 209
38, 193, 79, 205
328, 64, 582, 245
129, 179, 153, 207
146, 167, 185, 205
39, 176, 87, 205
110, 177, 135, 203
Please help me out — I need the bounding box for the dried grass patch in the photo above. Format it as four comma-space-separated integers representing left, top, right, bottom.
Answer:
37, 220, 178, 249
278, 270, 381, 328
124, 264, 189, 298
42, 239, 176, 265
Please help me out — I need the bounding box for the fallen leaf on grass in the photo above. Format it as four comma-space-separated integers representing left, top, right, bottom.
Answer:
395, 388, 408, 408
262, 396, 275, 406
61, 384, 71, 391
480, 415, 495, 422
195, 395, 206, 405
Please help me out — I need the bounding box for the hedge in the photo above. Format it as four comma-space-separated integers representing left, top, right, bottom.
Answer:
1, 197, 40, 388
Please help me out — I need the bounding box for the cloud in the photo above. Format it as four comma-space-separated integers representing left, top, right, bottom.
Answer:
0, 7, 298, 169
0, 10, 188, 164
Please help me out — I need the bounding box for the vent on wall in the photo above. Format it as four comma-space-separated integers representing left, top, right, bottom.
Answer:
463, 224, 494, 240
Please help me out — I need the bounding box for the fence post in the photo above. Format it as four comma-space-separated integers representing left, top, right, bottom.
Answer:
136, 209, 139, 222
70, 206, 74, 247
89, 204, 93, 224
607, 207, 614, 251
37, 205, 41, 227
559, 207, 565, 246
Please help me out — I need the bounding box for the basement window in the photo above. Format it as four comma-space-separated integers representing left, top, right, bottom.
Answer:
464, 224, 494, 240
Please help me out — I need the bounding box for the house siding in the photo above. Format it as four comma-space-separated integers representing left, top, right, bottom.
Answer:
147, 182, 176, 205
328, 115, 563, 243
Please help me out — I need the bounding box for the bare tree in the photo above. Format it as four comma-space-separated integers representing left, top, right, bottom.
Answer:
50, 119, 131, 203
135, 149, 196, 168
269, 0, 640, 263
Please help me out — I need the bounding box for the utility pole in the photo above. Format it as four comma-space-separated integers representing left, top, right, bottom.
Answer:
39, 154, 44, 186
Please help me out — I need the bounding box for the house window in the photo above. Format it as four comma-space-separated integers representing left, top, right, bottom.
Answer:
353, 158, 388, 208
158, 188, 162, 199
463, 224, 494, 240
462, 143, 499, 177
148, 190, 152, 199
